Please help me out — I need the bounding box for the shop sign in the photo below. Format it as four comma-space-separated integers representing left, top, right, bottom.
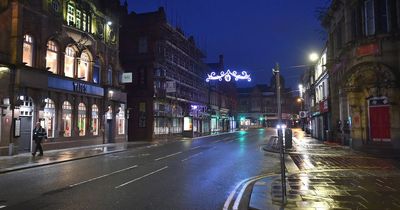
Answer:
319, 99, 329, 113
121, 72, 133, 84
48, 76, 103, 96
356, 43, 380, 57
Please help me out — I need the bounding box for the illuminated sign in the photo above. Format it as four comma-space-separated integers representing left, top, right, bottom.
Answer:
183, 117, 193, 131
206, 69, 251, 82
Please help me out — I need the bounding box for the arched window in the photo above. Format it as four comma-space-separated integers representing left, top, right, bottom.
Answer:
23, 34, 33, 66
46, 41, 58, 74
78, 103, 86, 136
62, 101, 72, 137
78, 51, 90, 81
91, 104, 99, 135
64, 46, 76, 78
44, 98, 55, 138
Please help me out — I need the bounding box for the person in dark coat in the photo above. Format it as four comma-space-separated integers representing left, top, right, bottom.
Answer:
32, 122, 46, 156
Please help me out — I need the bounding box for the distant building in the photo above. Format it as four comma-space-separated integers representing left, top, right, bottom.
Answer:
120, 7, 211, 140
322, 0, 400, 149
237, 76, 297, 128
0, 0, 127, 155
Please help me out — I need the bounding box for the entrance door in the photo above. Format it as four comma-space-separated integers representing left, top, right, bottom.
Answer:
19, 116, 32, 152
369, 106, 391, 142
106, 119, 114, 143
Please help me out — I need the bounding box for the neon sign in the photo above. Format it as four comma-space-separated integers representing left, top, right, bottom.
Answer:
206, 69, 251, 82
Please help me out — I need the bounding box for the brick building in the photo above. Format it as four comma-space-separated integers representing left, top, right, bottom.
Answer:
0, 0, 127, 155
120, 7, 211, 140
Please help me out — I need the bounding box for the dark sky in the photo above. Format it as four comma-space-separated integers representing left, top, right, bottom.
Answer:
123, 0, 330, 89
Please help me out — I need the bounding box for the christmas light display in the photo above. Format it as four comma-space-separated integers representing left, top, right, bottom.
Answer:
206, 69, 251, 82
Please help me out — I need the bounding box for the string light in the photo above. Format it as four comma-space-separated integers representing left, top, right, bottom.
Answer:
206, 69, 251, 82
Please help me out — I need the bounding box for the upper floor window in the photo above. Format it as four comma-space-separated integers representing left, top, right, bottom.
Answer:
66, 1, 91, 32
379, 0, 391, 33
23, 34, 33, 66
78, 51, 91, 81
364, 0, 375, 35
64, 46, 76, 78
107, 66, 113, 85
46, 40, 58, 74
93, 58, 101, 84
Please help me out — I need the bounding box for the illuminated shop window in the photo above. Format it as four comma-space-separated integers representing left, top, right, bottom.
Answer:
46, 41, 58, 74
78, 103, 86, 136
23, 34, 33, 66
117, 104, 125, 135
91, 104, 99, 135
78, 51, 90, 81
44, 98, 55, 138
62, 101, 72, 137
64, 46, 76, 78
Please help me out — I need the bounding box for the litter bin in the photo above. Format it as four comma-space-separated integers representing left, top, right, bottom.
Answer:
285, 128, 292, 149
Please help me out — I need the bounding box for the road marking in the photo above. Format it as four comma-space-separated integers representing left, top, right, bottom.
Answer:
69, 165, 138, 187
223, 176, 259, 210
154, 152, 182, 161
0, 205, 6, 209
115, 166, 168, 189
190, 146, 201, 150
226, 139, 235, 143
181, 152, 203, 162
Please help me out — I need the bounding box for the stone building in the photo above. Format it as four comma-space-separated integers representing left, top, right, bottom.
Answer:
322, 0, 400, 149
120, 7, 210, 140
0, 0, 127, 155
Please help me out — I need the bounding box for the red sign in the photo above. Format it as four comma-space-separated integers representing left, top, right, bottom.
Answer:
319, 100, 329, 113
356, 43, 380, 57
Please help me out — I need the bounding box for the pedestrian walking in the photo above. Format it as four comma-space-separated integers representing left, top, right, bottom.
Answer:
32, 122, 47, 156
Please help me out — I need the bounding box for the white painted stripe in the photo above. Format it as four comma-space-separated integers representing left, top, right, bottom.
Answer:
232, 177, 259, 210
0, 205, 6, 209
115, 166, 168, 189
70, 165, 138, 187
190, 146, 201, 150
226, 140, 235, 143
181, 152, 203, 162
154, 152, 182, 161
223, 176, 259, 210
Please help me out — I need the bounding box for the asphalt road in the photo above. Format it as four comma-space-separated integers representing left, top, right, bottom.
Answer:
0, 128, 280, 210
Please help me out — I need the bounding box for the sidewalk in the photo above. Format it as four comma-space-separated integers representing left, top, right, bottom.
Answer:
249, 128, 400, 210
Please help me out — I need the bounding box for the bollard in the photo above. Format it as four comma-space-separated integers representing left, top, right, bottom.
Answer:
285, 128, 292, 149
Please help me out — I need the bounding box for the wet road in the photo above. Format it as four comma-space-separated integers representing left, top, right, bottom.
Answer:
0, 128, 280, 210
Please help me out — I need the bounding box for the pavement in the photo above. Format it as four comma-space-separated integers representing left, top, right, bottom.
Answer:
249, 128, 400, 210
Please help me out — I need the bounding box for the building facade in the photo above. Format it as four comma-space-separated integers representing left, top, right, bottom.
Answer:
120, 8, 211, 140
0, 0, 127, 155
322, 0, 400, 149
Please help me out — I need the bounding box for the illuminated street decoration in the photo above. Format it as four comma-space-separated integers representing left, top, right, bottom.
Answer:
206, 69, 251, 82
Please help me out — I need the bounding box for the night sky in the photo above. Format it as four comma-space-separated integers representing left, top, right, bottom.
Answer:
123, 0, 331, 90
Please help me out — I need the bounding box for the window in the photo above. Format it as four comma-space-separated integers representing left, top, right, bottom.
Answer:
44, 98, 55, 138
364, 0, 375, 35
76, 9, 81, 29
23, 34, 33, 66
138, 37, 148, 53
64, 46, 76, 78
93, 59, 101, 84
62, 101, 72, 137
107, 66, 112, 85
379, 0, 390, 33
78, 51, 90, 81
91, 105, 99, 135
46, 41, 58, 74
67, 2, 75, 26
117, 104, 125, 135
82, 13, 87, 31
78, 103, 86, 136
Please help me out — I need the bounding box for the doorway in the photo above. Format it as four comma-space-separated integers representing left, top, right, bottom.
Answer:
18, 97, 34, 152
369, 106, 391, 142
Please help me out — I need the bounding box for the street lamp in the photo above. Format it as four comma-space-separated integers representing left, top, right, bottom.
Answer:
309, 52, 319, 62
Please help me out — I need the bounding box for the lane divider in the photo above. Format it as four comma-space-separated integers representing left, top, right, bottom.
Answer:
115, 166, 168, 189
154, 152, 182, 161
190, 146, 201, 150
181, 152, 203, 162
69, 165, 138, 188
0, 205, 6, 209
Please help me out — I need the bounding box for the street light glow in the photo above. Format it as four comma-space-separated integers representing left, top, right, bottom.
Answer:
309, 52, 319, 62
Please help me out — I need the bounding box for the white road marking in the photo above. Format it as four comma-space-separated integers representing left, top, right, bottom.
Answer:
0, 205, 6, 209
154, 152, 182, 161
69, 165, 138, 187
181, 152, 203, 162
115, 166, 168, 189
190, 146, 201, 150
226, 139, 235, 143
223, 176, 258, 210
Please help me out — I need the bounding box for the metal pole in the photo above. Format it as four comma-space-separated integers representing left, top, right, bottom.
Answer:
274, 62, 286, 204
